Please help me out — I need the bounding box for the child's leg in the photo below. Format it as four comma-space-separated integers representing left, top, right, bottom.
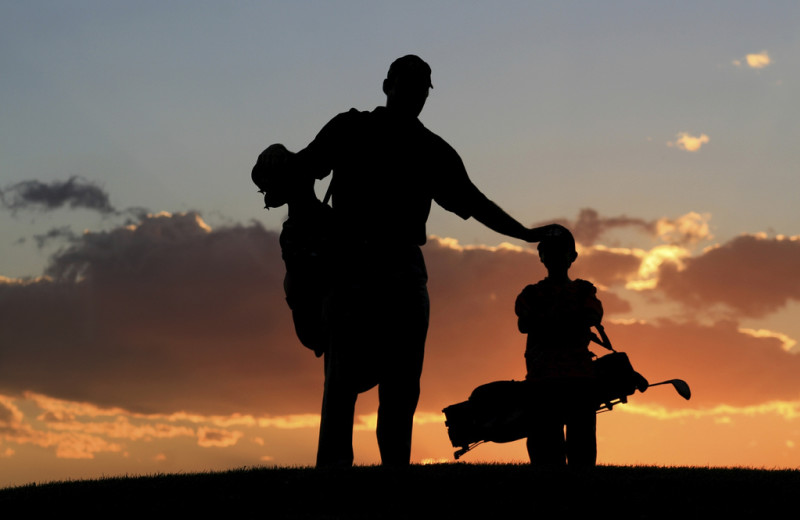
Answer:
527, 381, 567, 466
565, 411, 596, 466
565, 379, 597, 467
527, 421, 567, 466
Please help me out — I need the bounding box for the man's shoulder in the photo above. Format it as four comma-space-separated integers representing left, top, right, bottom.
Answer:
328, 107, 370, 126
313, 108, 372, 144
415, 119, 454, 150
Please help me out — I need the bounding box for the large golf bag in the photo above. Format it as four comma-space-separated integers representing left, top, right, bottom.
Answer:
279, 203, 334, 357
443, 351, 651, 459
252, 143, 335, 358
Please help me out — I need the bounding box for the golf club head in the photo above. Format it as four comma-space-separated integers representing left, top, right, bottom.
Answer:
670, 379, 691, 400
650, 379, 691, 400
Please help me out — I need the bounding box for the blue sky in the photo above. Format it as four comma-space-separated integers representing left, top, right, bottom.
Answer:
2, 2, 798, 280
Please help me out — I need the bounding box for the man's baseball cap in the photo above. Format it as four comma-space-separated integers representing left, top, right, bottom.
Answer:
387, 55, 433, 88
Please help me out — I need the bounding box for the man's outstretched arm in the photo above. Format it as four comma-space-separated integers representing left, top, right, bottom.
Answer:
469, 196, 567, 243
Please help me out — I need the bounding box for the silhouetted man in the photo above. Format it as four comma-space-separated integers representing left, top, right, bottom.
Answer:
290, 55, 565, 467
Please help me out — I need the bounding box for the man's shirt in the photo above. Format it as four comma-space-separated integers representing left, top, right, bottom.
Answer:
295, 107, 488, 246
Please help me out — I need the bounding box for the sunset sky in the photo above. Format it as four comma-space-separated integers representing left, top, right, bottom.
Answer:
2, 2, 799, 487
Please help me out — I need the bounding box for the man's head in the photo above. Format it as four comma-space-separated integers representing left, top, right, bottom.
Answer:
383, 55, 432, 118
537, 231, 578, 274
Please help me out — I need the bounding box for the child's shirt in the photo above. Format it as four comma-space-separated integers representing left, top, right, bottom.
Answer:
515, 278, 603, 379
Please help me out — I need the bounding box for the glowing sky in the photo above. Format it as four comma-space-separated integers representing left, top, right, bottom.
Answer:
1, 2, 799, 487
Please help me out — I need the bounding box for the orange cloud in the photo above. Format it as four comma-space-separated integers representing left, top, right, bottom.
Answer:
2, 210, 800, 476
746, 51, 771, 68
2, 212, 798, 456
734, 51, 771, 69
668, 132, 710, 152
0, 391, 326, 463
655, 212, 712, 244
0, 394, 124, 459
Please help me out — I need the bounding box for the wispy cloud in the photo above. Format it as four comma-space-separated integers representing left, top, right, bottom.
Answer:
621, 400, 800, 421
739, 328, 797, 353
0, 176, 115, 215
667, 132, 710, 152
0, 392, 324, 460
536, 209, 712, 247
537, 208, 655, 246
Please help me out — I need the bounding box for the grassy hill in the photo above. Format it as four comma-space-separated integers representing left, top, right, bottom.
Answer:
2, 463, 797, 518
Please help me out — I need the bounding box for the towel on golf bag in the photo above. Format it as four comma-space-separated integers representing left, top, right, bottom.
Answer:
443, 352, 648, 455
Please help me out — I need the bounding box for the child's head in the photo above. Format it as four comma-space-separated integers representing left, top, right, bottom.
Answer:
537, 230, 577, 275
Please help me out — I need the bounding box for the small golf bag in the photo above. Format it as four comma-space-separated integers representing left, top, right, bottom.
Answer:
442, 350, 649, 459
593, 351, 649, 411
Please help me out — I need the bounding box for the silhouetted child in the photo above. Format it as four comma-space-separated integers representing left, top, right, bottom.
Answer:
515, 231, 602, 467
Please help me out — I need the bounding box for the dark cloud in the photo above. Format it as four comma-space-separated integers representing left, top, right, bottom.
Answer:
0, 176, 116, 215
1, 213, 796, 421
0, 212, 303, 415
656, 234, 800, 317
0, 216, 634, 417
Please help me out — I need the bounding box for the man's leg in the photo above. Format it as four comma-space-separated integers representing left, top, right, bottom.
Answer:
375, 283, 428, 466
376, 358, 422, 466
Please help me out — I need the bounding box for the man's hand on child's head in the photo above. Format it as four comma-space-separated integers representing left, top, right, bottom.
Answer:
526, 223, 570, 243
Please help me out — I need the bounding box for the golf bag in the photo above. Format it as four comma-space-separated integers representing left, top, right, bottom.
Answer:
279, 202, 334, 357
442, 349, 652, 459
252, 144, 334, 357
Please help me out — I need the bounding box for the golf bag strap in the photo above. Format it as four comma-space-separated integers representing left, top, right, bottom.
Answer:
590, 323, 616, 352
322, 176, 334, 206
